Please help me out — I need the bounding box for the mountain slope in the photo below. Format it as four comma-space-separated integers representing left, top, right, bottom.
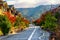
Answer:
16, 5, 59, 21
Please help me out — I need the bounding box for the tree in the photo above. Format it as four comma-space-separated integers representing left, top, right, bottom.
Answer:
0, 15, 12, 35
42, 13, 57, 31
14, 16, 21, 27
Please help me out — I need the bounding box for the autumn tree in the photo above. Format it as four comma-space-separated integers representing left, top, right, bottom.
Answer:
0, 15, 12, 35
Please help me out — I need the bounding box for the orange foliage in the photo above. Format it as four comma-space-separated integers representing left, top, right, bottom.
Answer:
35, 13, 47, 24
21, 18, 29, 24
36, 19, 41, 23
9, 16, 16, 23
4, 12, 16, 23
35, 14, 45, 24
3, 12, 11, 18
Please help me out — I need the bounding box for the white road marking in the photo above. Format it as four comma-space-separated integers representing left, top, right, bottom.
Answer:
28, 28, 36, 40
29, 26, 40, 28
39, 33, 44, 40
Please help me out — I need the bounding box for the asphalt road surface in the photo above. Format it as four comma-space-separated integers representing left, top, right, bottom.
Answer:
0, 24, 50, 40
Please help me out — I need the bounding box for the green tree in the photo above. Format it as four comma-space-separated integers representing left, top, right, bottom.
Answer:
14, 16, 21, 28
55, 12, 60, 18
42, 13, 57, 31
0, 15, 11, 35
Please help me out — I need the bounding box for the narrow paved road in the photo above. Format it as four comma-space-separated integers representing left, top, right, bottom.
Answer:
0, 24, 50, 40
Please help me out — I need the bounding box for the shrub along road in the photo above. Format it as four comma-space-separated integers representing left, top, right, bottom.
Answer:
0, 24, 50, 40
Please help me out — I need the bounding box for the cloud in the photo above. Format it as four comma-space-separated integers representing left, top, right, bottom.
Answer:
15, 0, 40, 4
3, 0, 15, 5
14, 0, 60, 8
7, 1, 15, 5
14, 2, 39, 8
4, 0, 60, 8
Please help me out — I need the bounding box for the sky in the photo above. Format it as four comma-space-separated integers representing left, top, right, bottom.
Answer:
4, 0, 60, 8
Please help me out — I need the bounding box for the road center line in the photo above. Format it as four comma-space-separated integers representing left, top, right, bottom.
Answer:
28, 28, 36, 40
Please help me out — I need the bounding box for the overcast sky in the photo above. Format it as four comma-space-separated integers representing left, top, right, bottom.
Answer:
4, 0, 60, 8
